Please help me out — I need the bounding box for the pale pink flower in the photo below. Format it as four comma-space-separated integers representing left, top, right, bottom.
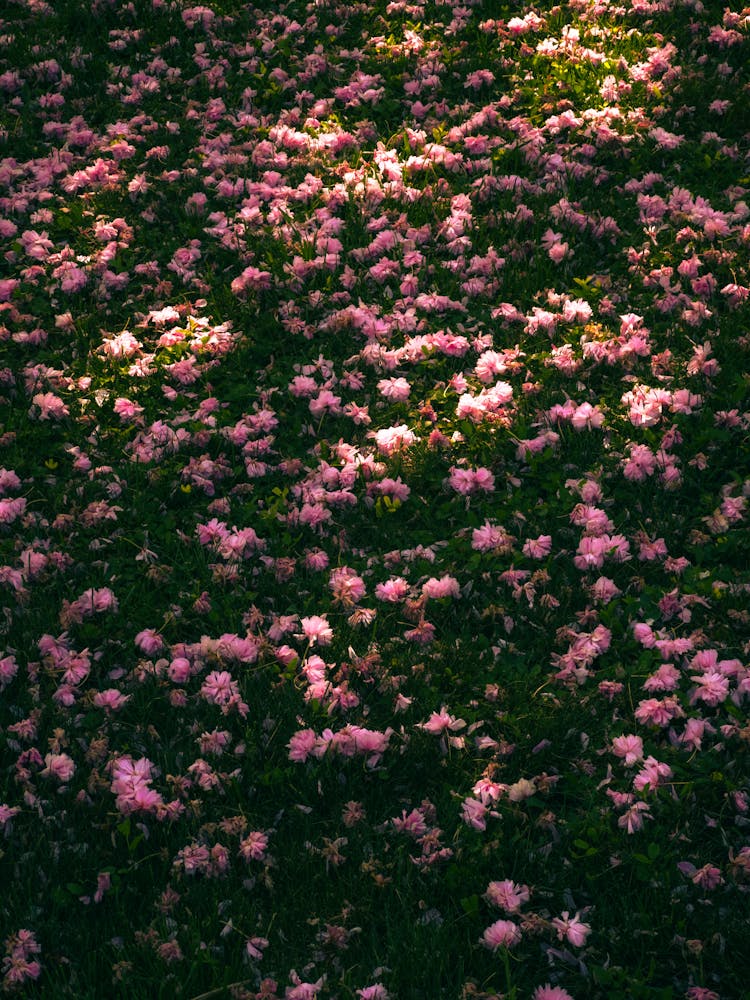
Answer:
304, 549, 330, 571
31, 392, 69, 421
239, 831, 269, 863
612, 734, 644, 766
573, 535, 607, 570
0, 278, 19, 301
570, 504, 613, 535
551, 911, 591, 947
0, 655, 18, 691
112, 756, 151, 783
643, 663, 680, 692
288, 728, 317, 763
0, 468, 21, 496
523, 535, 552, 559
635, 697, 684, 727
166, 658, 190, 683
633, 622, 656, 648
465, 69, 495, 90
230, 265, 272, 295
689, 671, 730, 707
92, 689, 130, 712
356, 986, 389, 1000
376, 477, 410, 502
422, 575, 460, 599
55, 262, 88, 293
370, 424, 416, 455
377, 377, 411, 402
175, 843, 210, 875
200, 670, 239, 706
678, 861, 723, 890
298, 615, 334, 647
20, 229, 54, 261
0, 497, 26, 524
475, 350, 511, 382
598, 681, 624, 701
485, 879, 530, 912
533, 985, 575, 1000
245, 936, 269, 961
350, 726, 391, 766
89, 587, 117, 613
135, 629, 165, 655
309, 389, 342, 418
591, 576, 621, 603
329, 567, 366, 605
42, 753, 75, 783
570, 402, 604, 431
391, 808, 427, 838
0, 805, 20, 830
472, 521, 513, 553
650, 127, 683, 150
101, 330, 142, 358
420, 707, 466, 735
93, 872, 111, 904
472, 467, 495, 492
375, 577, 409, 603
507, 13, 540, 33
448, 467, 477, 495
508, 778, 536, 801
633, 755, 673, 793
113, 397, 144, 421
481, 919, 521, 950
618, 801, 652, 833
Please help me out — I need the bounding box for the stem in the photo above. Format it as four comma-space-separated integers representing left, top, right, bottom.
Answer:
188, 980, 253, 1000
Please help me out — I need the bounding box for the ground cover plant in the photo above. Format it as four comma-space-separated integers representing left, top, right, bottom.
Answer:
0, 0, 749, 996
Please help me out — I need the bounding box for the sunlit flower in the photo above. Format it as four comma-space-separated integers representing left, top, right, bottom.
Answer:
298, 615, 334, 646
